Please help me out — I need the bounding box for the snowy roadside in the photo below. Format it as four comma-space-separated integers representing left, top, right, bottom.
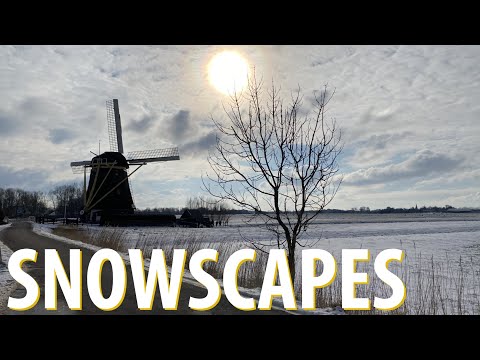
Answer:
32, 222, 344, 315
0, 222, 13, 263
0, 223, 16, 313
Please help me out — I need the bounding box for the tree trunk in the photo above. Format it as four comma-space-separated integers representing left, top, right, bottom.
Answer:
288, 248, 296, 284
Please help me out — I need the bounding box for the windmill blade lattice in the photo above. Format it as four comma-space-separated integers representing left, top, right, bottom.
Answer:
106, 100, 118, 152
126, 147, 180, 163
106, 99, 124, 153
71, 165, 87, 174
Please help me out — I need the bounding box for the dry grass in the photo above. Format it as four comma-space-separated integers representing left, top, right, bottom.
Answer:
53, 225, 269, 290
52, 225, 480, 315
299, 250, 480, 315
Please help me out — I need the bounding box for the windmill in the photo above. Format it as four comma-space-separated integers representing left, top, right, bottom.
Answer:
70, 99, 180, 224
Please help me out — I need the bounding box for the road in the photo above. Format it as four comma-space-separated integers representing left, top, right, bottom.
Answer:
0, 222, 285, 315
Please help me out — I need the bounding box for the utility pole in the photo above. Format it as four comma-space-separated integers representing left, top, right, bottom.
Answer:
64, 192, 67, 225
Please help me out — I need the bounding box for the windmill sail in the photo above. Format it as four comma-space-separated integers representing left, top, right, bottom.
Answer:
70, 160, 91, 174
106, 99, 124, 153
126, 147, 180, 163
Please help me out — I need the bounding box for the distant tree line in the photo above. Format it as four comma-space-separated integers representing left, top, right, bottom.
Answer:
185, 196, 232, 226
136, 196, 250, 226
322, 204, 477, 214
136, 196, 252, 217
1, 184, 251, 221
0, 187, 49, 218
0, 184, 84, 219
3, 184, 477, 221
136, 207, 185, 215
47, 184, 83, 218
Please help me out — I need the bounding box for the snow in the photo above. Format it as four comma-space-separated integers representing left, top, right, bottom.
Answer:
47, 213, 480, 314
32, 222, 343, 314
21, 213, 480, 314
0, 223, 11, 233
74, 213, 480, 246
33, 222, 104, 254
0, 223, 15, 313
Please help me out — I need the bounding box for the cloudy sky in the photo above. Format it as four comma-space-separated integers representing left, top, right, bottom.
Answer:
1, 45, 479, 210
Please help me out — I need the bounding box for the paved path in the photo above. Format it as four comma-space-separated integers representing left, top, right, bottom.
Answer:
0, 222, 285, 315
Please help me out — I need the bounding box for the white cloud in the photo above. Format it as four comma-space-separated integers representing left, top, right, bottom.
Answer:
343, 149, 461, 186
413, 168, 480, 189
0, 45, 479, 209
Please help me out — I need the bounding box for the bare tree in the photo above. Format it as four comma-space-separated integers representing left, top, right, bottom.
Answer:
185, 195, 232, 226
49, 183, 83, 217
0, 187, 49, 217
203, 74, 343, 282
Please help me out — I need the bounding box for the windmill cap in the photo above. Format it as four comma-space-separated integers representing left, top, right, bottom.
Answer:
92, 152, 129, 168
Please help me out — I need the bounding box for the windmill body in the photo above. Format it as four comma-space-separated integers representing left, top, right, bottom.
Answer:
85, 152, 135, 221
70, 99, 180, 225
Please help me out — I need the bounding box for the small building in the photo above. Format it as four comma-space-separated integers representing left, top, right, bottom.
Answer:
177, 209, 213, 228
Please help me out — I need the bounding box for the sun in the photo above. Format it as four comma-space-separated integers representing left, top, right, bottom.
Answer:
208, 51, 249, 95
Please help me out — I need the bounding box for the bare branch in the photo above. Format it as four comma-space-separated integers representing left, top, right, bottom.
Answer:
204, 70, 343, 282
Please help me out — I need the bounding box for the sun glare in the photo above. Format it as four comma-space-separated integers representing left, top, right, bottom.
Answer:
208, 51, 249, 95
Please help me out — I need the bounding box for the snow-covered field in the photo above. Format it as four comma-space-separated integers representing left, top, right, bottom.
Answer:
33, 222, 342, 314
4, 213, 480, 314
66, 212, 480, 314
